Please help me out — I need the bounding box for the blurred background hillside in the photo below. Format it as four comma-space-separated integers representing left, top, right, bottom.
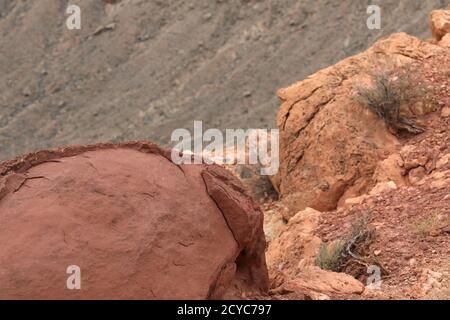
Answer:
0, 0, 448, 160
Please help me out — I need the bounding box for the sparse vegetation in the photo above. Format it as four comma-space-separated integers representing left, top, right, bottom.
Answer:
354, 63, 432, 135
408, 212, 444, 237
315, 213, 375, 272
315, 240, 347, 272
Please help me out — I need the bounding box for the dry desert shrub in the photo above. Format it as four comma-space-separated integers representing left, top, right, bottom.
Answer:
408, 212, 447, 237
315, 214, 375, 272
315, 240, 347, 272
354, 63, 434, 135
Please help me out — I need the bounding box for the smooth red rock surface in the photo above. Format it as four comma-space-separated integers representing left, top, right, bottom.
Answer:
0, 141, 268, 299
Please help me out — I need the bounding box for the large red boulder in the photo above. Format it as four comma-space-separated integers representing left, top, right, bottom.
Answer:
0, 141, 268, 299
273, 33, 446, 215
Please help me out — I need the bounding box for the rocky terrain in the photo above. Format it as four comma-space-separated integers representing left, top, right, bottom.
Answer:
261, 7, 450, 300
0, 0, 448, 160
0, 2, 449, 300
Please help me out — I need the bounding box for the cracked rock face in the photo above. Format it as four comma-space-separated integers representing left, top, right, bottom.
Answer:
273, 33, 447, 214
0, 141, 268, 299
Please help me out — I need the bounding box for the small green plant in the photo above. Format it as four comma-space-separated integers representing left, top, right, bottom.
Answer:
315, 240, 346, 272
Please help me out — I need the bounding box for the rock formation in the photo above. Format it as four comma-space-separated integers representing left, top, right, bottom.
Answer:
0, 141, 268, 299
0, 4, 449, 302
264, 7, 450, 300
429, 6, 450, 41
273, 30, 449, 214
